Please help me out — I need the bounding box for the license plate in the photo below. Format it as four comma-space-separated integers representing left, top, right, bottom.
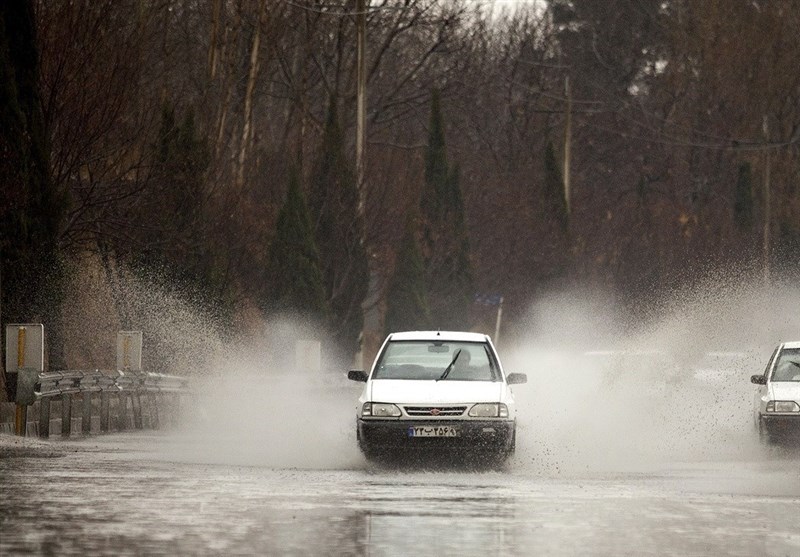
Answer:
408, 426, 459, 438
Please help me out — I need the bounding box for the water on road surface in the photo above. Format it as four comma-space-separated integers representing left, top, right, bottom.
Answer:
3, 282, 800, 555
1, 431, 798, 556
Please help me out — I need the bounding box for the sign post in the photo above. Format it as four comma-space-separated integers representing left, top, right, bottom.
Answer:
116, 331, 143, 371
5, 324, 44, 436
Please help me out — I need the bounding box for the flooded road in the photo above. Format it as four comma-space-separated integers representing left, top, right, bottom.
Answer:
1, 431, 798, 556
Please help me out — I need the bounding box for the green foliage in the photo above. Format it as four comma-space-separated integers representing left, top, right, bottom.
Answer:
263, 169, 329, 323
419, 90, 474, 330
133, 101, 235, 324
543, 140, 568, 232
439, 162, 474, 328
733, 162, 753, 232
384, 213, 430, 336
309, 98, 369, 354
153, 102, 209, 237
0, 1, 67, 372
422, 89, 449, 221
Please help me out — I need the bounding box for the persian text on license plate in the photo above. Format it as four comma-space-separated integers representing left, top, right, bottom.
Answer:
408, 426, 459, 438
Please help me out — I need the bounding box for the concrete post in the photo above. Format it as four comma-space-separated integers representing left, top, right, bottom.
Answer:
82, 392, 92, 434
61, 393, 72, 437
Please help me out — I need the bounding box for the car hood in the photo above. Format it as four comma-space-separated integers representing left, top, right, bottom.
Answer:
768, 382, 800, 402
368, 379, 505, 404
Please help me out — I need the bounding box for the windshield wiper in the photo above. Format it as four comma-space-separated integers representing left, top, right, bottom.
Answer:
437, 349, 462, 381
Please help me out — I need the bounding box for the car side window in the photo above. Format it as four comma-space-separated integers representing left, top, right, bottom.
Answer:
772, 348, 800, 382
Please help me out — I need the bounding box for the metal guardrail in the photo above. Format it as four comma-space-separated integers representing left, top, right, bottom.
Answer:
14, 369, 189, 439
4, 325, 190, 438
35, 370, 188, 398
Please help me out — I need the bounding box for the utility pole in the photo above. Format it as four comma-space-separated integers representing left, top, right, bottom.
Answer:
494, 297, 504, 347
763, 116, 771, 285
355, 0, 369, 370
563, 76, 572, 217
355, 0, 367, 220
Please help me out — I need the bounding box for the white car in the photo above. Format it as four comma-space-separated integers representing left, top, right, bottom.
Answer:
751, 341, 800, 443
348, 331, 526, 464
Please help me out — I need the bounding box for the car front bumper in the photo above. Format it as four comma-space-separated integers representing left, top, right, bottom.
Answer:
357, 418, 515, 455
761, 414, 800, 438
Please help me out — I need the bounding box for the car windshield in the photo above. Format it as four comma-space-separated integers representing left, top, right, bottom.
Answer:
372, 340, 499, 381
772, 348, 800, 382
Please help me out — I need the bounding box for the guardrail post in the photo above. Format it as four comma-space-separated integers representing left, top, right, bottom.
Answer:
39, 398, 51, 438
116, 392, 127, 430
150, 392, 160, 429
15, 405, 28, 437
132, 392, 143, 429
171, 393, 181, 427
61, 393, 72, 437
14, 369, 40, 437
100, 391, 110, 432
82, 393, 92, 434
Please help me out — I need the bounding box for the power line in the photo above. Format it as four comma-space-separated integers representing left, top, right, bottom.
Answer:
282, 0, 407, 16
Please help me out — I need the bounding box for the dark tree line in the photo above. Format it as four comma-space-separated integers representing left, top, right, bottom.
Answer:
1, 0, 66, 397
1, 0, 799, 378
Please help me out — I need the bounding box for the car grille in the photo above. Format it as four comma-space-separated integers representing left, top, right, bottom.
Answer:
403, 405, 467, 417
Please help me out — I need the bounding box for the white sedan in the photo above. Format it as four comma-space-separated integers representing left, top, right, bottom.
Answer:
751, 341, 800, 443
348, 331, 526, 464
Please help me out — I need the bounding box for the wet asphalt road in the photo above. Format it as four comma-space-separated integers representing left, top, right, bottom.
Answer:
1, 431, 798, 556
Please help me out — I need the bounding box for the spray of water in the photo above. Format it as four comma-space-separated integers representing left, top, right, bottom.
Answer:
504, 274, 800, 474
62, 257, 799, 473
61, 255, 225, 374
167, 319, 364, 469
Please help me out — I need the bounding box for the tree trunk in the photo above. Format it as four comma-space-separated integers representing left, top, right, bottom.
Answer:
235, 3, 265, 190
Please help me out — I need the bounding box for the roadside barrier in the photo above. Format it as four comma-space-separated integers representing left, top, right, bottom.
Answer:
3, 324, 189, 438
27, 370, 188, 438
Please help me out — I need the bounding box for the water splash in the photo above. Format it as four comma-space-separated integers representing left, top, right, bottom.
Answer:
505, 273, 800, 474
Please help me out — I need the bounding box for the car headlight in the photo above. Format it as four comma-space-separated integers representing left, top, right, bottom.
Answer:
469, 403, 508, 418
362, 402, 401, 417
766, 401, 800, 413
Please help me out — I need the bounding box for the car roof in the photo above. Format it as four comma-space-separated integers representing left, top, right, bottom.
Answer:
782, 341, 800, 349
387, 330, 491, 343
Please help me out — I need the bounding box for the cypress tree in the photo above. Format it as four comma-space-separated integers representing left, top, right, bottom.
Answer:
419, 89, 474, 330
309, 97, 369, 355
442, 162, 474, 326
543, 140, 568, 232
134, 102, 233, 321
263, 169, 329, 323
384, 212, 430, 336
421, 89, 449, 223
733, 162, 754, 232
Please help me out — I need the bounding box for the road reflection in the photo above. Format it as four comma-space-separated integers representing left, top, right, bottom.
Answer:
349, 477, 515, 555
1, 433, 798, 556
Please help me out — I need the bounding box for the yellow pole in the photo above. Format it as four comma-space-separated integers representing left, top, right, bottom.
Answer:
15, 327, 27, 436
18, 326, 26, 367
15, 405, 27, 436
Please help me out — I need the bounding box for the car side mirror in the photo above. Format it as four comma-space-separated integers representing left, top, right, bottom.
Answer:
750, 374, 767, 385
507, 373, 527, 385
348, 370, 368, 382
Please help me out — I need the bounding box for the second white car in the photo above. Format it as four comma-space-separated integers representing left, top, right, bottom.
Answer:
751, 341, 800, 444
